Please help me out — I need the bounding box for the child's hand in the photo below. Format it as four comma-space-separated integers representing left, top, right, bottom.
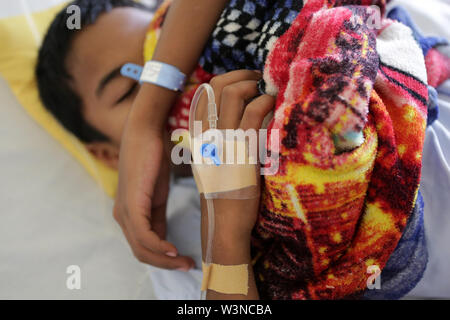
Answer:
196, 70, 274, 300
195, 70, 275, 248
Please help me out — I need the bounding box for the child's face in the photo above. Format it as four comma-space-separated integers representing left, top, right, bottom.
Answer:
66, 7, 153, 146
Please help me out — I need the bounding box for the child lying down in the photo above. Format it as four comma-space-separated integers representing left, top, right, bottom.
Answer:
36, 0, 450, 299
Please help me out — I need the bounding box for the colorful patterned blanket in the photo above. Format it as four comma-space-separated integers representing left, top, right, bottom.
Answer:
145, 0, 450, 299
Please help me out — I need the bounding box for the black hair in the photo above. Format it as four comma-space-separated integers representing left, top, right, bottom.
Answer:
36, 0, 150, 143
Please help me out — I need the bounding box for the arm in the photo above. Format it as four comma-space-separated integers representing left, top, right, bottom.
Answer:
114, 0, 229, 270
193, 70, 275, 300
133, 0, 230, 129
201, 198, 259, 300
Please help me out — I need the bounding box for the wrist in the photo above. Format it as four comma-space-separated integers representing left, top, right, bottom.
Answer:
210, 231, 252, 266
131, 83, 179, 130
214, 227, 252, 249
212, 200, 258, 246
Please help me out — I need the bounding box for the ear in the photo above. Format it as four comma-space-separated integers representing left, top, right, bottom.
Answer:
86, 142, 120, 170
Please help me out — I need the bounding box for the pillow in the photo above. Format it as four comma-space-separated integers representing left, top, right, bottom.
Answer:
0, 3, 118, 198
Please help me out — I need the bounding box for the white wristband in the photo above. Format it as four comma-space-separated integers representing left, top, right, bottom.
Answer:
121, 61, 186, 92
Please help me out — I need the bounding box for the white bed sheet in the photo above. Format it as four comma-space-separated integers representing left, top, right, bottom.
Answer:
0, 75, 156, 299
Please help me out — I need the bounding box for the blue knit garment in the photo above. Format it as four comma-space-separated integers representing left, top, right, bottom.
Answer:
363, 191, 428, 300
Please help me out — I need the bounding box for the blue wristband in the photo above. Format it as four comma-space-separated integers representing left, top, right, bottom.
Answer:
121, 61, 186, 92
121, 63, 142, 81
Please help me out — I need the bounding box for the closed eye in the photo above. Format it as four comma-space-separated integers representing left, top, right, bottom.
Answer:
116, 82, 138, 105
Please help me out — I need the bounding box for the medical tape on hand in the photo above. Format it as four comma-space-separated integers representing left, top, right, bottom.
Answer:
191, 132, 259, 197
201, 262, 249, 295
188, 84, 258, 298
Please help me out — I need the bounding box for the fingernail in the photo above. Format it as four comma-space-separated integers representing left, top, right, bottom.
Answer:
166, 252, 177, 258
176, 266, 190, 272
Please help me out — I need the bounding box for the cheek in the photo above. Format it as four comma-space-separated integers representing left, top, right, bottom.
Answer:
84, 102, 132, 146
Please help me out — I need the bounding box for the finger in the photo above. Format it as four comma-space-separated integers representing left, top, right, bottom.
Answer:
129, 212, 178, 256
197, 70, 263, 130
239, 94, 276, 131
150, 156, 170, 240
150, 201, 167, 241
113, 203, 125, 229
134, 249, 196, 270
218, 80, 260, 129
122, 221, 195, 270
209, 70, 262, 97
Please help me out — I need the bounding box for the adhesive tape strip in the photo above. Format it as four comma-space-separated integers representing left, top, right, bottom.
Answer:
201, 262, 249, 295
191, 133, 258, 195
192, 164, 257, 194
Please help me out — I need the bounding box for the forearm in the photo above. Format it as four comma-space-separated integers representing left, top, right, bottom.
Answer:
131, 0, 229, 130
201, 199, 259, 300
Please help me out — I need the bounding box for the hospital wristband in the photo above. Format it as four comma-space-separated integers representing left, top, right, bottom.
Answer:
141, 60, 186, 92
121, 61, 186, 92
